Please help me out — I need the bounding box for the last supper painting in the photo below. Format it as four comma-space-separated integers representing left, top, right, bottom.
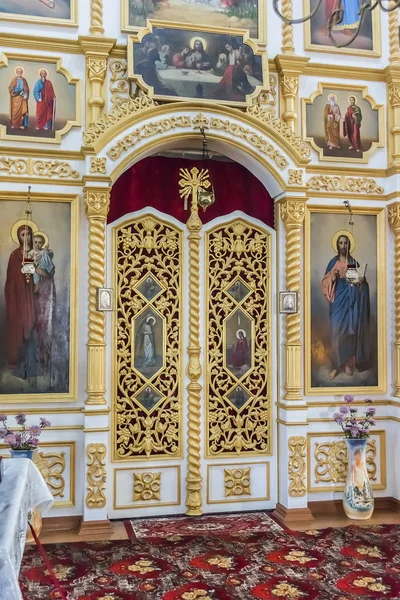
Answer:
130, 28, 263, 105
0, 198, 77, 400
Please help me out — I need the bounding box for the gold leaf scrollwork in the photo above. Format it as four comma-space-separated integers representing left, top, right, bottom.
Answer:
288, 169, 303, 185
90, 157, 107, 174
307, 175, 384, 195
86, 443, 107, 508
206, 220, 271, 456
314, 440, 377, 484
34, 451, 66, 498
133, 472, 161, 502
0, 157, 79, 179
224, 468, 251, 497
114, 216, 182, 459
288, 436, 307, 497
109, 59, 136, 108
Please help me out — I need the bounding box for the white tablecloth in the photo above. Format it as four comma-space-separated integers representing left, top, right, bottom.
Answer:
158, 67, 261, 98
0, 459, 53, 600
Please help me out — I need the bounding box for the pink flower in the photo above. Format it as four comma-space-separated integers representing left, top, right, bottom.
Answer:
4, 433, 16, 446
344, 395, 354, 403
29, 438, 39, 447
15, 413, 26, 425
40, 418, 51, 428
29, 425, 41, 437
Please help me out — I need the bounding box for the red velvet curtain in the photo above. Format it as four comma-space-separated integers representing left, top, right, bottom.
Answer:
108, 156, 274, 227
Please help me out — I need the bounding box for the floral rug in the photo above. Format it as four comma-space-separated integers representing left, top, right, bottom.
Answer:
125, 512, 276, 539
20, 516, 400, 599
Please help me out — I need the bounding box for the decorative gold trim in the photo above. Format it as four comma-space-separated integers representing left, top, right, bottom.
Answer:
86, 443, 107, 508
82, 427, 110, 432
0, 194, 79, 404
206, 462, 270, 504
303, 63, 385, 82
90, 157, 107, 174
90, 0, 104, 37
303, 0, 381, 58
0, 441, 76, 508
279, 197, 307, 401
0, 157, 80, 180
301, 82, 384, 164
179, 168, 205, 516
388, 202, 400, 397
307, 175, 384, 195
288, 170, 303, 185
304, 205, 387, 396
113, 465, 181, 510
288, 436, 307, 497
281, 0, 294, 54
133, 472, 161, 502
307, 431, 386, 493
0, 52, 81, 145
389, 1, 400, 64
84, 187, 111, 406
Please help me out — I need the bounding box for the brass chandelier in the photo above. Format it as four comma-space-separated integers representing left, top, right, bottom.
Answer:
273, 0, 400, 49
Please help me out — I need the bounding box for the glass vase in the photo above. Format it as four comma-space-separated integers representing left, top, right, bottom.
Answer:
9, 449, 35, 460
343, 438, 374, 520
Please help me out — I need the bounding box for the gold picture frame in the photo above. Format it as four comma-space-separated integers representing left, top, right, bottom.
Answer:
304, 205, 386, 396
121, 0, 266, 44
0, 192, 79, 403
303, 0, 381, 58
0, 52, 81, 145
0, 0, 77, 27
127, 22, 269, 108
301, 82, 384, 164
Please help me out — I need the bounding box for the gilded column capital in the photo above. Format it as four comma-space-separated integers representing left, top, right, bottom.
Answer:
389, 82, 400, 107
87, 56, 108, 81
280, 74, 299, 96
274, 56, 309, 133
84, 187, 111, 219
388, 202, 400, 230
280, 197, 307, 229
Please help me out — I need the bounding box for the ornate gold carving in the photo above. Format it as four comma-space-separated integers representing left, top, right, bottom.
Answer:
389, 83, 400, 107
388, 80, 400, 166
133, 472, 161, 502
90, 157, 107, 174
88, 56, 107, 78
288, 169, 303, 185
110, 59, 136, 108
179, 168, 206, 516
280, 74, 299, 95
83, 96, 156, 147
314, 440, 377, 484
86, 443, 107, 508
107, 113, 290, 170
389, 1, 400, 64
224, 468, 251, 497
307, 175, 384, 195
280, 198, 307, 400
0, 157, 79, 179
257, 74, 278, 107
206, 220, 271, 456
246, 105, 310, 159
288, 436, 306, 497
389, 202, 400, 397
90, 0, 104, 37
87, 55, 107, 125
85, 187, 111, 405
34, 451, 66, 498
114, 216, 182, 459
281, 0, 294, 55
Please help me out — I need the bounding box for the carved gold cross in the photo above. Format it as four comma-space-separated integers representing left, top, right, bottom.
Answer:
178, 167, 211, 211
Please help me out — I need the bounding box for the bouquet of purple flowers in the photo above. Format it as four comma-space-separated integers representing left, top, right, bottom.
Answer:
0, 414, 51, 450
333, 395, 376, 439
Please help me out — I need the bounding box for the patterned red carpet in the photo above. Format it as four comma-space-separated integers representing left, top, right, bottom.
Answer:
20, 513, 400, 599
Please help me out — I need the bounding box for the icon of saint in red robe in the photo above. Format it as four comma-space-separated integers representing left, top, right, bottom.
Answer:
33, 68, 56, 131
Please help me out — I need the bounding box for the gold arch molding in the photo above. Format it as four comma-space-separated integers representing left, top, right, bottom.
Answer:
82, 100, 311, 169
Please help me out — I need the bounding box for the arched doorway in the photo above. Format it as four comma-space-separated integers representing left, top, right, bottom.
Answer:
106, 153, 277, 518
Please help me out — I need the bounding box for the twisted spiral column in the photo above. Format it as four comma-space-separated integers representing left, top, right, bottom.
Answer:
90, 0, 104, 37
281, 0, 294, 55
389, 1, 400, 63
85, 188, 111, 405
185, 190, 203, 516
280, 198, 307, 400
389, 203, 400, 397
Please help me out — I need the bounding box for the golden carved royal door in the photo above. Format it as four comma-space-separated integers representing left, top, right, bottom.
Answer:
108, 208, 276, 518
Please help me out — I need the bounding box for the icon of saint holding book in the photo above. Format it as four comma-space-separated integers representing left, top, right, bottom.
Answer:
321, 230, 370, 381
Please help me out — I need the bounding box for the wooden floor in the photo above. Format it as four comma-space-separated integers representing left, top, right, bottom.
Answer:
34, 509, 400, 544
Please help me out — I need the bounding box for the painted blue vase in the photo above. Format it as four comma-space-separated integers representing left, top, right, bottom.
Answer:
9, 449, 35, 460
343, 438, 374, 520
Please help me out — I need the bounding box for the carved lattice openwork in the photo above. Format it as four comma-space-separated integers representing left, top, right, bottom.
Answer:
206, 219, 271, 456
113, 215, 183, 460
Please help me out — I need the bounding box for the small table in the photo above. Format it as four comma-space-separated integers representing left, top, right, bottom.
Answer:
0, 459, 53, 600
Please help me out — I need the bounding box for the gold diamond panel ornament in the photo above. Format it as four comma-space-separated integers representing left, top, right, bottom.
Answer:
224, 468, 251, 497
133, 472, 161, 502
